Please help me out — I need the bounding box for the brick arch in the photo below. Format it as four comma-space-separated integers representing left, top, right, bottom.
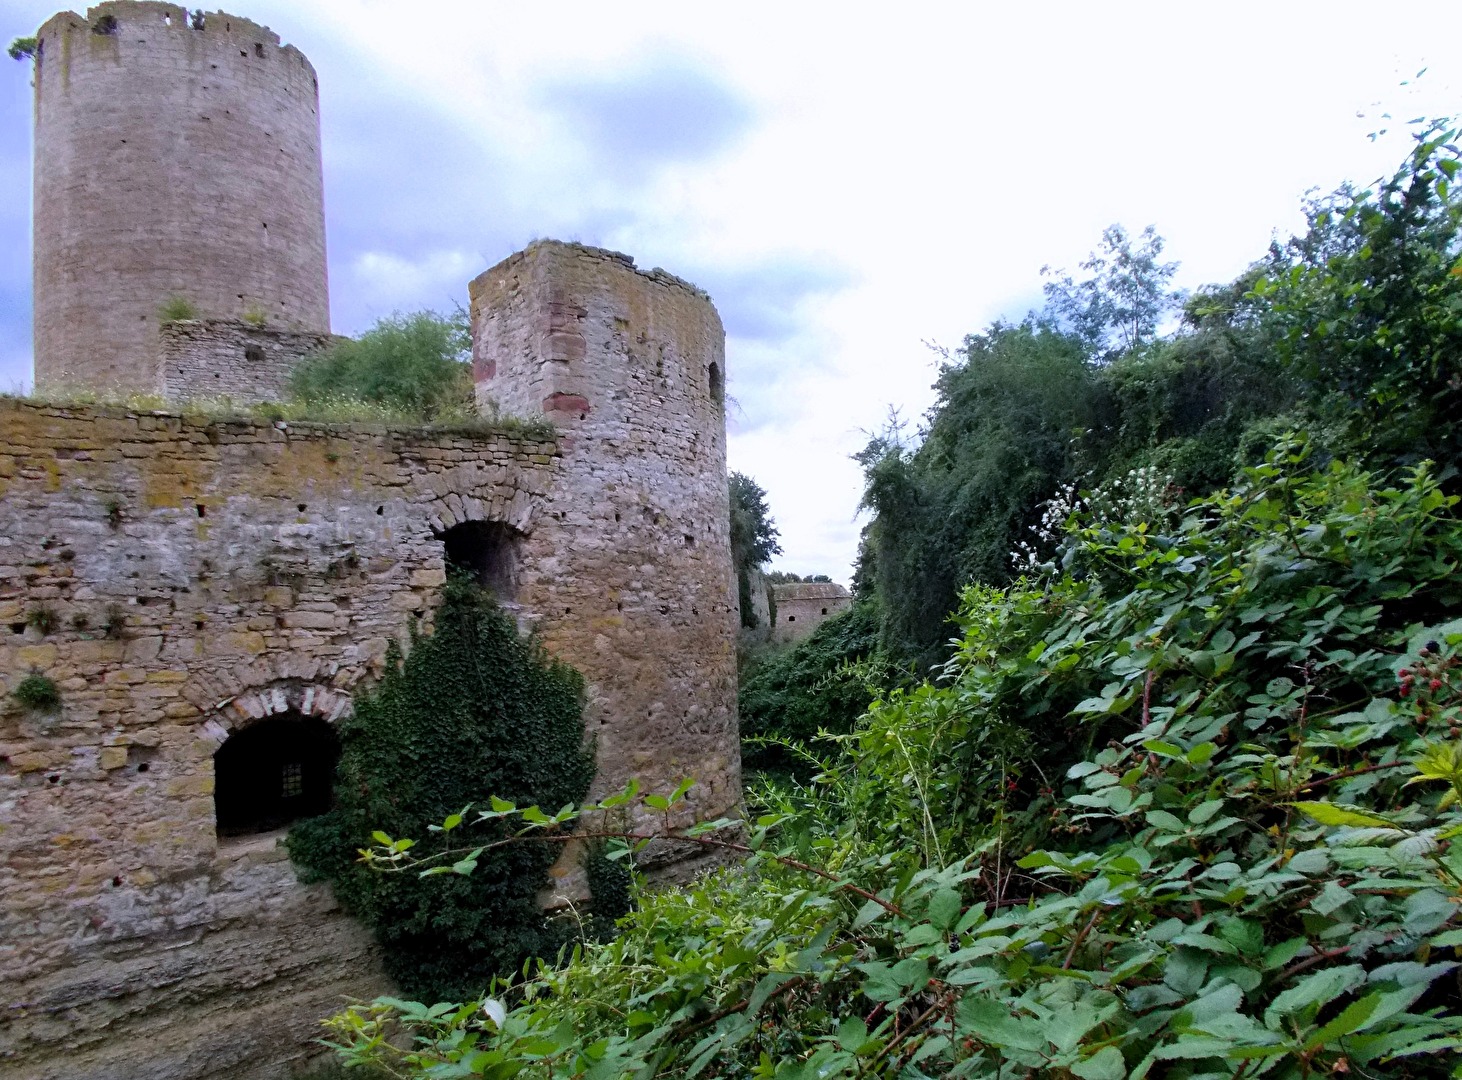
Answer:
195, 679, 353, 753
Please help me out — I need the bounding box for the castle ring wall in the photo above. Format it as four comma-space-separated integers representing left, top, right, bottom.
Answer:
0, 401, 563, 1079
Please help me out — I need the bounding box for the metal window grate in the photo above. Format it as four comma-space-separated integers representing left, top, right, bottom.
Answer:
281, 761, 303, 798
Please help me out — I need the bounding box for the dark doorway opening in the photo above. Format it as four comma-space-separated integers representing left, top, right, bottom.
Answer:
439, 520, 521, 600
214, 712, 338, 836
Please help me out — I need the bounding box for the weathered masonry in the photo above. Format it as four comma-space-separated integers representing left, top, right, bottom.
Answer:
9, 1, 742, 1075
771, 581, 853, 644
31, 2, 331, 399
0, 242, 741, 1073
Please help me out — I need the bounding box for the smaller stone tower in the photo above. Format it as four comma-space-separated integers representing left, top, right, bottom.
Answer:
31, 2, 329, 394
469, 242, 741, 837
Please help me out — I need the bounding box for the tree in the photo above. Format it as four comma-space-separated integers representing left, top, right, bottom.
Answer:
8, 37, 37, 61
729, 472, 781, 629
857, 321, 1100, 667
1254, 122, 1462, 471
1041, 223, 1184, 359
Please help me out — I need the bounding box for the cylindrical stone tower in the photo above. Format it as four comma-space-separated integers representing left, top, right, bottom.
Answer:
31, 2, 329, 394
469, 242, 741, 851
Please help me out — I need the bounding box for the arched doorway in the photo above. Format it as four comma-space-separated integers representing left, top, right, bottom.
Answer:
438, 519, 522, 600
213, 712, 339, 836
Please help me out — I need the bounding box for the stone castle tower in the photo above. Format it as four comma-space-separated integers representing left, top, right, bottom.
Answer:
31, 2, 330, 394
470, 242, 739, 841
5, 8, 740, 1077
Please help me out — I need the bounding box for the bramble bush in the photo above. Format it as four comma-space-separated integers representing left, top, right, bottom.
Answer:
324, 441, 1462, 1077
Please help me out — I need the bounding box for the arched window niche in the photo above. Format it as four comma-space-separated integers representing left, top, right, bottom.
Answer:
214, 711, 339, 837
437, 519, 522, 601
708, 361, 724, 407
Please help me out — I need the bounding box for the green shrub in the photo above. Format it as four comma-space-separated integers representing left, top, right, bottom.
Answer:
287, 310, 473, 420
738, 601, 891, 770
12, 674, 60, 710
288, 577, 594, 1002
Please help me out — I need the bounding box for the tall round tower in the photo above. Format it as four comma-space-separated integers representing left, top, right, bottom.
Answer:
31, 2, 329, 394
469, 242, 741, 847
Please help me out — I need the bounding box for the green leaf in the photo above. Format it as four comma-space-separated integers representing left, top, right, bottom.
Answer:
1188, 799, 1225, 825
1292, 801, 1398, 829
835, 1016, 868, 1053
1146, 810, 1186, 832
1303, 992, 1380, 1050
927, 887, 962, 931
1071, 1046, 1126, 1080
852, 898, 888, 930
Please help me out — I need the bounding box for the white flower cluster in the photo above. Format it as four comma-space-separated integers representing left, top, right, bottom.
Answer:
1010, 465, 1177, 572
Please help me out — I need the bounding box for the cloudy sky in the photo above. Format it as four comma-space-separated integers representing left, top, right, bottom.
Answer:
2, 2, 1460, 579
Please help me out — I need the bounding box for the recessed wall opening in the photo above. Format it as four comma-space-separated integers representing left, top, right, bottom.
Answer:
708, 361, 724, 406
438, 520, 522, 601
244, 344, 264, 363
214, 712, 338, 837
93, 14, 118, 34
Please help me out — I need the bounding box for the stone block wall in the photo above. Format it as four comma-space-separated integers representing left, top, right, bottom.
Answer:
158, 319, 339, 403
770, 582, 853, 644
0, 400, 560, 1079
32, 3, 329, 394
470, 242, 740, 848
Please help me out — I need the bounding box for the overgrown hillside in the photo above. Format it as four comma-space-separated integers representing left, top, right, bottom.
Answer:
316, 124, 1462, 1078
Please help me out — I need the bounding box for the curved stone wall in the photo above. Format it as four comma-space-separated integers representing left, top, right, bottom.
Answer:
31, 2, 329, 393
470, 241, 741, 845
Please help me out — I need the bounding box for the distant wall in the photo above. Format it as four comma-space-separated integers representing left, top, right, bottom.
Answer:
158, 319, 339, 403
770, 582, 853, 644
32, 2, 329, 393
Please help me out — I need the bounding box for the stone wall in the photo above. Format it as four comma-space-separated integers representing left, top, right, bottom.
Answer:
0, 400, 559, 1078
470, 241, 740, 847
770, 582, 852, 644
32, 3, 329, 394
158, 319, 339, 404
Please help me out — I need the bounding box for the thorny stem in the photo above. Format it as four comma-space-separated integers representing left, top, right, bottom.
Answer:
674, 975, 808, 1039
1275, 945, 1352, 986
1291, 759, 1409, 792
375, 828, 911, 919
1063, 909, 1103, 970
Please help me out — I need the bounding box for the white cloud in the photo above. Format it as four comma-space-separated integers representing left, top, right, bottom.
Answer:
346, 249, 482, 319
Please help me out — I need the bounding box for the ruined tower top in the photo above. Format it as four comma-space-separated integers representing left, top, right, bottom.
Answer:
31, 2, 330, 394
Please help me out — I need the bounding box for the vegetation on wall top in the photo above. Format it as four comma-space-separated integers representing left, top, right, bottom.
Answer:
288, 308, 475, 421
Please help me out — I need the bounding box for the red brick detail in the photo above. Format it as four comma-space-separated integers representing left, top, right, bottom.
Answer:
543, 393, 590, 415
